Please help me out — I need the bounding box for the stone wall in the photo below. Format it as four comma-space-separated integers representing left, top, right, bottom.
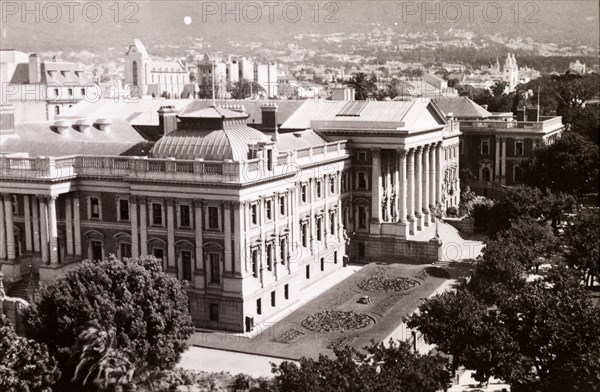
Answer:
443, 217, 475, 236
350, 237, 443, 264
0, 295, 28, 334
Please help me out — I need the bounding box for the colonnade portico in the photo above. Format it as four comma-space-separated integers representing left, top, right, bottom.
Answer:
369, 142, 443, 239
0, 193, 83, 272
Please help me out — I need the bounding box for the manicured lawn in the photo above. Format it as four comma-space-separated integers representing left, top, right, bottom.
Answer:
189, 261, 473, 360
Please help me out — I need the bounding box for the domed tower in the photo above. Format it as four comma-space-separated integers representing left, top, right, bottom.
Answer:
503, 53, 519, 90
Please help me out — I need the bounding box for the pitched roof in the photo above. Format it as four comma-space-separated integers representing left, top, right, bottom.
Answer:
1, 119, 151, 157
432, 96, 493, 119
280, 99, 443, 131
276, 130, 327, 152
178, 100, 305, 126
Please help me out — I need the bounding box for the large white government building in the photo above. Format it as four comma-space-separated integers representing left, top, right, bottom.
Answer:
0, 97, 459, 332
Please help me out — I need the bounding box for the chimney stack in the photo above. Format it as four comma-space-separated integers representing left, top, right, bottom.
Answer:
158, 105, 179, 136
516, 107, 526, 122
260, 102, 278, 141
28, 54, 41, 84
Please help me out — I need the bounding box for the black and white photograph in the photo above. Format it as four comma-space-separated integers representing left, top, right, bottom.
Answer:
0, 1, 599, 391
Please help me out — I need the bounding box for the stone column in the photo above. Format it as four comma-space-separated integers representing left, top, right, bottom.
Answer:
407, 149, 416, 234
422, 145, 430, 226
501, 137, 507, 185
23, 195, 32, 252
415, 147, 423, 231
130, 197, 139, 258
194, 199, 204, 272
393, 151, 400, 222
32, 197, 40, 253
436, 143, 443, 205
223, 201, 232, 273
371, 148, 381, 222
3, 195, 15, 260
0, 199, 5, 259
48, 196, 58, 264
65, 196, 73, 255
166, 198, 176, 273
494, 137, 500, 182
39, 197, 49, 263
139, 198, 147, 256
429, 144, 436, 222
73, 195, 81, 256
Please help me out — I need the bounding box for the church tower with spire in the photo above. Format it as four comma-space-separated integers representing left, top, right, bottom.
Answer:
503, 53, 519, 90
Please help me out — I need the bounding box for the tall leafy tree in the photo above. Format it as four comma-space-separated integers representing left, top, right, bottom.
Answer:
563, 209, 600, 286
523, 131, 600, 196
230, 78, 265, 100
0, 315, 60, 392
22, 256, 194, 389
271, 341, 451, 392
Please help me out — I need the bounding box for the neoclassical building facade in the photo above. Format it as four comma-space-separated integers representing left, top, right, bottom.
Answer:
0, 98, 459, 331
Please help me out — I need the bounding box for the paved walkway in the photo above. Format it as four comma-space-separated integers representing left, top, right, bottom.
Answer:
179, 346, 291, 378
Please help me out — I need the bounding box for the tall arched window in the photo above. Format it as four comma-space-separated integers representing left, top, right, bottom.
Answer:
132, 61, 138, 86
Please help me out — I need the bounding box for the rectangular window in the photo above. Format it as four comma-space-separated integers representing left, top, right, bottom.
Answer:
90, 197, 100, 219
267, 149, 273, 171
341, 172, 348, 192
266, 243, 273, 271
279, 196, 286, 215
256, 299, 262, 315
316, 181, 322, 198
280, 237, 286, 263
330, 178, 335, 194
301, 222, 308, 247
459, 140, 464, 155
152, 203, 163, 226
210, 253, 220, 283
80, 88, 85, 96
316, 218, 322, 241
330, 213, 336, 234
359, 207, 367, 229
515, 140, 524, 156
208, 206, 219, 230
306, 265, 310, 279
357, 151, 367, 161
358, 242, 366, 259
118, 199, 130, 222
209, 304, 219, 322
334, 251, 338, 264
266, 200, 272, 221
301, 184, 307, 203
481, 139, 490, 155
284, 284, 289, 300
252, 249, 258, 277
179, 204, 191, 228
251, 203, 258, 225
120, 243, 132, 259
271, 291, 276, 307
68, 88, 73, 96
358, 172, 367, 190
320, 257, 325, 272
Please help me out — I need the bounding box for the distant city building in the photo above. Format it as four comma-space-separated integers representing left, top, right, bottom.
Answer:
569, 60, 586, 74
503, 53, 519, 90
124, 39, 191, 99
1, 49, 97, 122
393, 74, 458, 99
442, 63, 466, 73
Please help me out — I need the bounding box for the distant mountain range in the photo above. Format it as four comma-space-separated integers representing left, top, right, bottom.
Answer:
2, 1, 598, 56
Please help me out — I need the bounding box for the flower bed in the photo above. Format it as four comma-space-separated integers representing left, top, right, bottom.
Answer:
357, 275, 418, 292
301, 310, 372, 332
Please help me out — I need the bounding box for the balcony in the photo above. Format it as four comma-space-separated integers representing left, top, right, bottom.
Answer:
0, 141, 348, 184
458, 116, 564, 134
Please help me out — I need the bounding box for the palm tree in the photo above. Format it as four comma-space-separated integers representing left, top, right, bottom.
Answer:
71, 325, 135, 391
348, 72, 376, 100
